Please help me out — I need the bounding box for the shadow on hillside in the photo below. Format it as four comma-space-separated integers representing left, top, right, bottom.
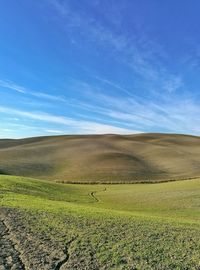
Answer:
0, 169, 9, 175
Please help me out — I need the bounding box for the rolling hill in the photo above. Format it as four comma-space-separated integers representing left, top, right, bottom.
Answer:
0, 133, 200, 183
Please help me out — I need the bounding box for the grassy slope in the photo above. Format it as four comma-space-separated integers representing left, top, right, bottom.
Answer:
0, 133, 200, 183
1, 175, 200, 268
1, 175, 200, 224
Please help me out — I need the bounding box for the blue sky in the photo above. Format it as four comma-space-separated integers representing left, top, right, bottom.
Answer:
1, 0, 200, 138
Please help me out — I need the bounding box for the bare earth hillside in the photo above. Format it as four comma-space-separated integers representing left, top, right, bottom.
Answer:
0, 133, 200, 183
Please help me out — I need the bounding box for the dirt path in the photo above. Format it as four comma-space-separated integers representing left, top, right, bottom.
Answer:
0, 217, 25, 270
89, 187, 107, 202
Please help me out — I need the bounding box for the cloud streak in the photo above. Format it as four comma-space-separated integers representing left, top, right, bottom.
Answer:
1, 77, 200, 135
48, 0, 184, 95
0, 79, 27, 93
0, 106, 139, 135
0, 79, 66, 102
61, 78, 200, 135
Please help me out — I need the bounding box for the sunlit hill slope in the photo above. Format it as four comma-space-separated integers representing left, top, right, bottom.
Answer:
0, 133, 200, 183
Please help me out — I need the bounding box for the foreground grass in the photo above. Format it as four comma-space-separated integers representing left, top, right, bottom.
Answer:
1, 175, 200, 269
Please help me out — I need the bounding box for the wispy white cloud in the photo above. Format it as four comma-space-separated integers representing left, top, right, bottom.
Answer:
1, 76, 200, 135
30, 91, 66, 102
41, 75, 199, 134
92, 75, 135, 97
59, 78, 200, 134
162, 76, 183, 93
49, 73, 200, 134
0, 79, 66, 102
1, 128, 14, 132
0, 79, 27, 93
0, 106, 139, 134
45, 129, 65, 134
48, 0, 183, 94
2, 81, 200, 135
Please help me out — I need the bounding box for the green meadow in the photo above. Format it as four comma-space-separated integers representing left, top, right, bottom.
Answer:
1, 175, 200, 269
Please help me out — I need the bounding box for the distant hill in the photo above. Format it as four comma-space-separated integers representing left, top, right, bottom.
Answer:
0, 133, 200, 183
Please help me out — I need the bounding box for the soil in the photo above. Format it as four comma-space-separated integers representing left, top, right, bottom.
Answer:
0, 207, 99, 270
0, 208, 66, 270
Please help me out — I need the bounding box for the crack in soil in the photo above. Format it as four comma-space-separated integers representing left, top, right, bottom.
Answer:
0, 216, 26, 269
89, 187, 107, 202
54, 236, 77, 270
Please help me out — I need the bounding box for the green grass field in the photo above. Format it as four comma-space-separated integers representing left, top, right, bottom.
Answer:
1, 175, 200, 269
